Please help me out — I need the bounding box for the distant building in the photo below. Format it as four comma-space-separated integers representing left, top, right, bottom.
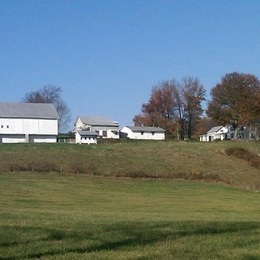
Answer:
120, 126, 165, 140
199, 126, 229, 142
199, 125, 249, 142
75, 131, 98, 145
74, 116, 119, 140
0, 102, 58, 143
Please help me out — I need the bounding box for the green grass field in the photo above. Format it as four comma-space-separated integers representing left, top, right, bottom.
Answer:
0, 141, 259, 259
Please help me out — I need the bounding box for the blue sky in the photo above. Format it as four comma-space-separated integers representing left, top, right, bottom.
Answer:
1, 0, 260, 129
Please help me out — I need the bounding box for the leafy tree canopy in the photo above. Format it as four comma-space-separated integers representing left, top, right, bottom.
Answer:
207, 72, 260, 129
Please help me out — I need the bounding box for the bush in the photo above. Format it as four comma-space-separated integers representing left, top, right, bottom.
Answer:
225, 147, 260, 169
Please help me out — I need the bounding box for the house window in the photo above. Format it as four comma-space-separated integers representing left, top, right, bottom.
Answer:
6, 125, 9, 128
152, 132, 155, 135
141, 131, 144, 135
1, 125, 3, 128
103, 131, 107, 137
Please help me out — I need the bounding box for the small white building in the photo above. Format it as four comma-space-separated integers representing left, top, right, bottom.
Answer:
120, 126, 165, 140
0, 102, 58, 143
74, 116, 119, 139
200, 126, 229, 142
75, 131, 98, 144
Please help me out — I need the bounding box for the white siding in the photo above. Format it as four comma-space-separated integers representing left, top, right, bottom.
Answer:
29, 135, 57, 143
120, 127, 165, 140
75, 132, 97, 144
0, 118, 57, 135
200, 126, 229, 142
1, 135, 26, 143
94, 128, 119, 139
0, 118, 58, 143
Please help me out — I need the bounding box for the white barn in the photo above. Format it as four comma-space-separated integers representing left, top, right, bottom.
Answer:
75, 131, 98, 144
0, 102, 58, 143
199, 126, 229, 142
120, 126, 165, 140
74, 116, 119, 139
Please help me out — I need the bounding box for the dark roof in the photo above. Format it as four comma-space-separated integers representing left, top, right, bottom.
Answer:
207, 126, 223, 133
77, 131, 98, 137
0, 103, 59, 119
125, 126, 165, 132
77, 116, 119, 126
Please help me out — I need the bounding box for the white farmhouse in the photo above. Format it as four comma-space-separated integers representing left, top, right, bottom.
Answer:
74, 116, 119, 139
0, 102, 58, 143
199, 126, 229, 142
120, 126, 166, 140
75, 131, 98, 144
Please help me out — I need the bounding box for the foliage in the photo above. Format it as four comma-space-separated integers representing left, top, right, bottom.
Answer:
195, 116, 218, 136
133, 77, 205, 139
207, 72, 260, 131
0, 173, 259, 259
22, 85, 71, 132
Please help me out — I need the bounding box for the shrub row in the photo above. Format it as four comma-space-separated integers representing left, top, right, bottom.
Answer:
225, 147, 260, 169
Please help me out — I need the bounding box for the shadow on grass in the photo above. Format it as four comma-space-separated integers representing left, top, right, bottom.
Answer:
0, 221, 259, 259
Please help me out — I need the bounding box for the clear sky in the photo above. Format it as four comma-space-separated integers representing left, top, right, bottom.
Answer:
1, 0, 260, 130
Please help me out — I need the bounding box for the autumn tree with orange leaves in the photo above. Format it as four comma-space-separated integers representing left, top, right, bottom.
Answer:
133, 77, 205, 139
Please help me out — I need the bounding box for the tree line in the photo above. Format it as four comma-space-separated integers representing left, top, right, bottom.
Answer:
133, 72, 260, 140
21, 71, 260, 138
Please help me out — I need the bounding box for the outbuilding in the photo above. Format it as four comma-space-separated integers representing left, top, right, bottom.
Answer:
120, 126, 165, 140
75, 131, 98, 144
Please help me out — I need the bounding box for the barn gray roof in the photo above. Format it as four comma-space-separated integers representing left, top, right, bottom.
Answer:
78, 116, 119, 126
0, 103, 59, 119
126, 126, 165, 132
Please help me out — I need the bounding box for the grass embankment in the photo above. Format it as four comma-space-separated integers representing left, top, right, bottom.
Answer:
0, 172, 259, 259
0, 140, 259, 190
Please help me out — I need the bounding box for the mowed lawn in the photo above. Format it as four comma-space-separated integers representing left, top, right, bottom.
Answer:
0, 172, 259, 259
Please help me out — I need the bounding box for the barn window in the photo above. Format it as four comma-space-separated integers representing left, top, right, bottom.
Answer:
103, 131, 107, 137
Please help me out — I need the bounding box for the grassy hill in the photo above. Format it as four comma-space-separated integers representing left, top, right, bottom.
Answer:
0, 140, 259, 190
0, 172, 259, 259
0, 141, 259, 259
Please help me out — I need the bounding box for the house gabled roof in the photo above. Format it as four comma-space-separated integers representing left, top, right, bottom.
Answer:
0, 102, 59, 119
77, 116, 119, 127
125, 126, 165, 133
207, 126, 223, 133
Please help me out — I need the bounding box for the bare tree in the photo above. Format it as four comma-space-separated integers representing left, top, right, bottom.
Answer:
23, 85, 71, 132
181, 77, 206, 138
133, 77, 205, 139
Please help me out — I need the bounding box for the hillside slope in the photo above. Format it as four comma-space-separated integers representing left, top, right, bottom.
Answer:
0, 141, 259, 190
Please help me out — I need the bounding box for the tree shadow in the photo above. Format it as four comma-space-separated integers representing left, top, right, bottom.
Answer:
0, 221, 259, 259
